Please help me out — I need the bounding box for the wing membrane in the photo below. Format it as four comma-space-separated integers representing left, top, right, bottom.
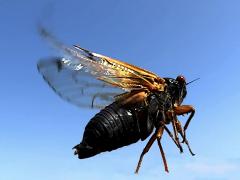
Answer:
38, 58, 124, 109
39, 28, 165, 92
38, 28, 166, 109
73, 45, 165, 91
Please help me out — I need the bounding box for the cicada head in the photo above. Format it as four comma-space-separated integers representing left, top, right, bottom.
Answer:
163, 75, 187, 106
175, 75, 187, 105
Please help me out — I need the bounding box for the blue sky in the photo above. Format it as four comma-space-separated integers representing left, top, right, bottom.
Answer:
1, 0, 240, 179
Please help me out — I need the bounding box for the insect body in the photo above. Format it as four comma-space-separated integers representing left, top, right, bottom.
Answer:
38, 28, 196, 173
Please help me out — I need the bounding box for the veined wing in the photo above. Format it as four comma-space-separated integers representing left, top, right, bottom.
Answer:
38, 57, 124, 109
73, 45, 166, 91
39, 28, 166, 92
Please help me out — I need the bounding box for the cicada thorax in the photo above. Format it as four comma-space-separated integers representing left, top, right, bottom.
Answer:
147, 92, 173, 126
73, 102, 155, 159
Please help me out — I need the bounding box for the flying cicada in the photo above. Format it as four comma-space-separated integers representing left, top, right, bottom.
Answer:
37, 28, 197, 173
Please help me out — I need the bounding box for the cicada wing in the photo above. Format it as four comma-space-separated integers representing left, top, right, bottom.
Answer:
73, 45, 166, 91
38, 57, 124, 109
39, 28, 166, 92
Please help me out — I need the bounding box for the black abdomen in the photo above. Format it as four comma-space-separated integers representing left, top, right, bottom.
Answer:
73, 102, 154, 159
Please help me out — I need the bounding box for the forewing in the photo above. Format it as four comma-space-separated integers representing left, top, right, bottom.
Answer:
73, 45, 166, 91
39, 28, 166, 92
38, 57, 124, 109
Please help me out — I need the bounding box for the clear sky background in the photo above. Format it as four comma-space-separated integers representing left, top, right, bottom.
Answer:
1, 0, 240, 180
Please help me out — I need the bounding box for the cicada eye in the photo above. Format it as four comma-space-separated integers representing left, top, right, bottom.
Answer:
176, 75, 186, 84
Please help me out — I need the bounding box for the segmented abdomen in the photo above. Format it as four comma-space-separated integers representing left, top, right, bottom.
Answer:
74, 102, 154, 159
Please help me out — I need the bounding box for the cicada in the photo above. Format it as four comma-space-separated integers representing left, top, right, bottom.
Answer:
37, 28, 196, 173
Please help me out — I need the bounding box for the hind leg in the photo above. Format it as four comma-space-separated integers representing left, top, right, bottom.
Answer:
135, 127, 165, 174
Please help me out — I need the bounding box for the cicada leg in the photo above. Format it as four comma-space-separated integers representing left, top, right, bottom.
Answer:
135, 127, 165, 174
166, 110, 183, 153
164, 126, 183, 153
174, 105, 195, 143
116, 90, 148, 106
175, 118, 195, 156
156, 127, 169, 173
157, 138, 169, 173
135, 132, 156, 174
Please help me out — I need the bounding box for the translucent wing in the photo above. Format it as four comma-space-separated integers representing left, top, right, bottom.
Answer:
72, 45, 166, 91
39, 28, 166, 92
38, 28, 166, 109
38, 57, 124, 109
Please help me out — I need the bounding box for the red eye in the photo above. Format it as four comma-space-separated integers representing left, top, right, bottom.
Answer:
176, 75, 186, 84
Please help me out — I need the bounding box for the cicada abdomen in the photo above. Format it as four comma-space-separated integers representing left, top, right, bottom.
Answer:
73, 102, 154, 159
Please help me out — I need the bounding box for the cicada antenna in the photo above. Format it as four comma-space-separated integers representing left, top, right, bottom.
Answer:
186, 78, 200, 85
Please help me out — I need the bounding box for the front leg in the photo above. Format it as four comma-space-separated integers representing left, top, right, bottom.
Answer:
174, 105, 195, 142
